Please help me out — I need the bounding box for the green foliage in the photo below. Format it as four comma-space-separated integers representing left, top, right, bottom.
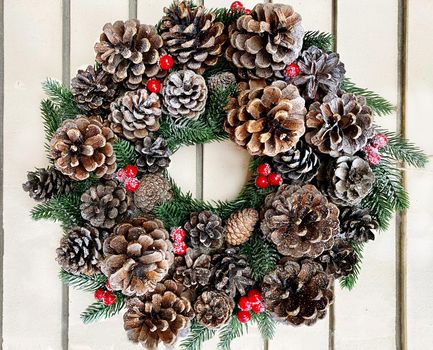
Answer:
217, 315, 248, 350
303, 30, 334, 51
209, 7, 244, 27
180, 319, 217, 350
113, 139, 137, 168
202, 58, 233, 79
80, 292, 126, 324
251, 310, 276, 340
41, 99, 61, 144
42, 79, 80, 120
59, 270, 107, 292
340, 241, 364, 290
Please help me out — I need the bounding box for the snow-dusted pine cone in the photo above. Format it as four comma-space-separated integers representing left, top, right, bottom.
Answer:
338, 206, 378, 243
135, 135, 171, 174
184, 211, 224, 254
194, 290, 234, 328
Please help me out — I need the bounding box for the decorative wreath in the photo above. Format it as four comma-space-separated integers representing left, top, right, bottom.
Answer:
23, 1, 428, 349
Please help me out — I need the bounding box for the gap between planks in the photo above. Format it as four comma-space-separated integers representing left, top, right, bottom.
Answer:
0, 0, 4, 349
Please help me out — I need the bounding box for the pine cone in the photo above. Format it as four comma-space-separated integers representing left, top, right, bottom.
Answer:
271, 140, 320, 184
317, 239, 357, 278
194, 290, 234, 328
305, 93, 374, 157
56, 226, 108, 275
260, 184, 339, 259
225, 80, 306, 157
319, 156, 374, 206
101, 217, 173, 296
94, 20, 166, 90
338, 206, 377, 243
226, 3, 304, 80
291, 46, 345, 101
185, 211, 224, 254
124, 280, 194, 349
262, 258, 334, 326
173, 248, 212, 289
134, 174, 173, 213
23, 166, 72, 202
207, 72, 237, 93
161, 70, 208, 120
135, 135, 171, 174
211, 247, 254, 298
224, 208, 258, 246
50, 116, 117, 181
80, 180, 131, 229
160, 1, 226, 74
71, 65, 118, 115
109, 89, 161, 141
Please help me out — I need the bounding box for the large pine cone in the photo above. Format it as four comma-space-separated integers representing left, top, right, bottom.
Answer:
134, 174, 173, 213
160, 1, 226, 74
109, 89, 161, 141
271, 140, 320, 184
211, 247, 254, 298
262, 258, 334, 326
80, 180, 130, 229
135, 135, 171, 174
184, 211, 224, 254
338, 206, 377, 243
225, 80, 306, 157
161, 70, 208, 120
50, 116, 117, 181
261, 184, 339, 259
124, 280, 194, 349
317, 239, 357, 278
23, 166, 72, 202
291, 46, 345, 101
305, 93, 374, 157
173, 248, 212, 289
226, 3, 304, 80
194, 290, 234, 329
101, 217, 173, 296
207, 72, 237, 93
71, 65, 118, 115
95, 20, 166, 90
224, 208, 258, 246
56, 226, 108, 275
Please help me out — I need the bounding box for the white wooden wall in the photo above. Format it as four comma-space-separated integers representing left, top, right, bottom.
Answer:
2, 0, 433, 349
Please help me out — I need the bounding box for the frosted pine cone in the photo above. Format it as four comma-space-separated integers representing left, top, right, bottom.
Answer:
317, 239, 357, 278
173, 248, 212, 289
135, 135, 171, 174
338, 206, 378, 243
133, 174, 173, 213
194, 290, 234, 328
184, 211, 224, 254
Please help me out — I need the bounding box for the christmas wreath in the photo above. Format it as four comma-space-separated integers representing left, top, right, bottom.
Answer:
23, 1, 428, 349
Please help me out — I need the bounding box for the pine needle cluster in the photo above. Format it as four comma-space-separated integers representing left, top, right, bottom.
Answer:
303, 30, 334, 51
339, 241, 365, 290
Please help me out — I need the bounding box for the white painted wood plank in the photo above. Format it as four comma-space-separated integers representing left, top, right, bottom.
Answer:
3, 1, 64, 349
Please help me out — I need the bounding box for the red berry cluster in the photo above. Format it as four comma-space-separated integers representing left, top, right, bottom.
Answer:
116, 164, 140, 192
363, 133, 389, 165
171, 227, 187, 255
237, 289, 265, 323
284, 63, 301, 79
230, 1, 251, 14
255, 163, 283, 189
94, 281, 116, 306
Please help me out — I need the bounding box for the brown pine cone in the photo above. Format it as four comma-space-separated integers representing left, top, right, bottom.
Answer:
94, 20, 166, 90
184, 211, 224, 254
317, 239, 357, 278
224, 208, 258, 246
50, 116, 117, 181
135, 135, 171, 174
134, 174, 173, 213
260, 184, 340, 259
338, 206, 377, 243
194, 290, 234, 328
225, 80, 306, 156
101, 217, 173, 296
226, 3, 304, 80
262, 258, 334, 326
160, 1, 226, 74
124, 280, 194, 349
207, 72, 237, 93
173, 248, 212, 289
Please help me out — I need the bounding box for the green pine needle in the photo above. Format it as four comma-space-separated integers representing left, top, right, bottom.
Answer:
303, 31, 334, 51
180, 319, 217, 350
80, 292, 126, 324
113, 139, 137, 168
339, 241, 364, 290
217, 315, 248, 350
251, 311, 276, 340
208, 7, 244, 27
59, 270, 107, 292
42, 79, 80, 120
41, 99, 61, 141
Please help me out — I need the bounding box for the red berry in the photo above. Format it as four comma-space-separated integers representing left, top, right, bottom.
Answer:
124, 164, 138, 178
237, 310, 251, 323
238, 296, 252, 311
105, 280, 112, 291
255, 175, 269, 189
94, 288, 105, 300
116, 168, 127, 183
125, 177, 140, 192
257, 163, 271, 176
173, 241, 187, 255
366, 150, 381, 165
247, 289, 263, 303
159, 55, 174, 70
103, 291, 116, 306
171, 227, 186, 242
230, 1, 244, 11
371, 133, 389, 149
267, 173, 283, 186
147, 79, 161, 94
284, 63, 301, 78
243, 8, 251, 14
251, 302, 265, 314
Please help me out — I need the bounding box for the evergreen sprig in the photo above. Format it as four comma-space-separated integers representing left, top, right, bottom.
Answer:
339, 241, 364, 290
303, 30, 334, 51
209, 7, 244, 27
42, 79, 80, 120
113, 139, 137, 168
217, 315, 248, 350
180, 319, 217, 350
41, 99, 61, 142
251, 310, 276, 340
59, 270, 107, 292
80, 292, 126, 324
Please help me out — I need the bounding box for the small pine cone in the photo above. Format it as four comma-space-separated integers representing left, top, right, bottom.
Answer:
50, 116, 117, 181
212, 247, 254, 298
291, 46, 346, 101
338, 206, 378, 243
80, 180, 130, 229
133, 174, 173, 213
260, 184, 340, 259
56, 226, 108, 275
271, 140, 320, 184
23, 166, 72, 202
160, 1, 226, 74
207, 72, 237, 93
71, 65, 118, 115
173, 248, 212, 289
95, 20, 166, 90
225, 80, 306, 157
319, 156, 374, 206
135, 135, 171, 174
101, 217, 173, 296
317, 239, 357, 278
226, 3, 304, 80
161, 70, 208, 120
184, 211, 224, 254
124, 280, 194, 349
109, 89, 161, 141
262, 258, 334, 326
305, 93, 374, 157
224, 208, 258, 246
194, 290, 234, 328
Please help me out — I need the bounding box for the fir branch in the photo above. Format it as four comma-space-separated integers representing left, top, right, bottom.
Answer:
41, 99, 61, 142
208, 7, 244, 27
251, 310, 276, 340
217, 315, 248, 350
339, 241, 364, 290
180, 319, 217, 350
80, 292, 126, 324
59, 269, 107, 292
42, 79, 80, 119
113, 139, 137, 168
302, 31, 334, 51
